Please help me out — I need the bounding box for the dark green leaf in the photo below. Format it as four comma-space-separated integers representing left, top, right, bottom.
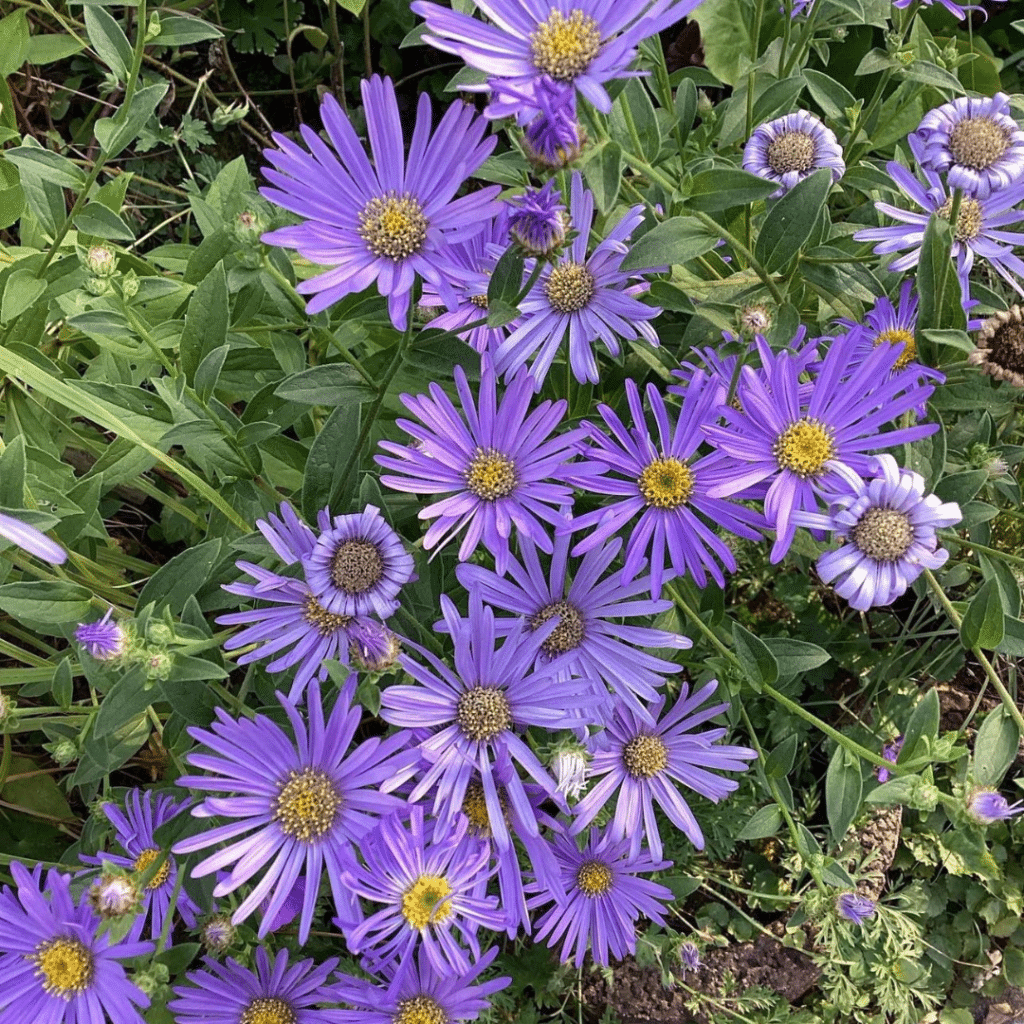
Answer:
180, 262, 227, 383
960, 579, 1004, 651
582, 141, 622, 213
486, 244, 525, 309
620, 216, 719, 271
685, 169, 779, 212
74, 201, 134, 241
916, 212, 966, 336
152, 14, 223, 45
732, 622, 778, 691
764, 735, 798, 779
934, 469, 987, 505
762, 637, 831, 678
735, 805, 783, 841
755, 169, 832, 273
302, 403, 361, 522
803, 69, 857, 121
275, 364, 375, 406
674, 80, 697, 150
973, 707, 1020, 789
900, 689, 940, 763
95, 82, 169, 159
84, 6, 132, 81
826, 746, 863, 842
136, 540, 224, 615
0, 581, 92, 627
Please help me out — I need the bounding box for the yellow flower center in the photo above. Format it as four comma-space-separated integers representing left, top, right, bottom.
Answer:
302, 594, 352, 637
873, 328, 916, 371
545, 262, 595, 313
622, 734, 668, 778
359, 193, 428, 260
274, 768, 341, 842
530, 599, 585, 655
638, 457, 695, 509
330, 539, 384, 595
402, 874, 453, 929
575, 859, 614, 897
850, 507, 914, 562
530, 9, 601, 81
948, 116, 1010, 171
455, 686, 512, 742
936, 196, 983, 243
766, 131, 816, 175
465, 448, 518, 500
132, 847, 171, 890
773, 418, 836, 478
469, 293, 489, 309
241, 997, 298, 1024
32, 937, 94, 998
394, 995, 449, 1024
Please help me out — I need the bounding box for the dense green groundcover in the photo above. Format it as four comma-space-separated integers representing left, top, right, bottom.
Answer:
1, 0, 1024, 1022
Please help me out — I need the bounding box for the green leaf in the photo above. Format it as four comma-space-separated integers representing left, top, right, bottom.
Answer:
194, 346, 228, 404
2, 146, 86, 189
25, 34, 86, 65
916, 212, 966, 336
94, 667, 156, 739
610, 80, 660, 162
754, 169, 832, 274
866, 776, 918, 805
1, 755, 75, 820
0, 580, 92, 627
95, 82, 169, 159
302, 403, 361, 523
674, 79, 697, 151
732, 622, 778, 691
486, 244, 525, 312
275, 365, 376, 406
1, 269, 46, 324
979, 553, 1021, 619
1004, 947, 1024, 988
620, 216, 719, 271
74, 201, 134, 240
735, 805, 783, 841
151, 14, 222, 46
764, 735, 798, 779
762, 638, 831, 678
899, 60, 964, 96
692, 0, 752, 85
0, 11, 29, 77
581, 141, 622, 214
684, 169, 779, 212
973, 706, 1020, 789
180, 261, 227, 383
961, 578, 1005, 651
803, 69, 857, 121
934, 469, 987, 505
900, 689, 940, 763
826, 746, 863, 842
136, 540, 224, 614
84, 6, 133, 81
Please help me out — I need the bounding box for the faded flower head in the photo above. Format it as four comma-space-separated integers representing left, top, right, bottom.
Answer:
967, 787, 1024, 825
739, 303, 772, 335
552, 746, 589, 801
200, 915, 236, 953
970, 305, 1024, 388
89, 873, 140, 919
836, 891, 876, 924
680, 941, 701, 971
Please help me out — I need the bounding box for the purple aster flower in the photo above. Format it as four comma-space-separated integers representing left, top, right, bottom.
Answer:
966, 788, 1024, 824
456, 530, 691, 721
495, 172, 662, 386
0, 862, 152, 1024
836, 891, 876, 924
915, 93, 1024, 200
571, 680, 757, 858
219, 564, 395, 702
80, 789, 200, 941
518, 76, 586, 168
789, 0, 815, 14
876, 735, 904, 783
565, 373, 766, 596
0, 511, 66, 563
788, 455, 962, 611
375, 357, 595, 574
75, 608, 127, 661
420, 207, 520, 355
743, 110, 845, 197
853, 135, 1024, 306
260, 75, 502, 328
508, 179, 569, 257
893, 0, 1004, 20
412, 0, 705, 120
704, 333, 941, 563
169, 947, 344, 1024
303, 505, 414, 618
331, 945, 510, 1024
527, 824, 673, 968
173, 679, 413, 943
381, 593, 601, 847
341, 806, 504, 975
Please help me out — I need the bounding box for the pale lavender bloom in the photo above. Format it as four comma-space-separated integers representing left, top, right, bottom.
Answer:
743, 110, 845, 197
915, 93, 1024, 199
495, 172, 662, 386
0, 511, 66, 564
412, 0, 706, 120
788, 455, 962, 612
967, 788, 1024, 824
680, 941, 701, 971
571, 680, 757, 858
260, 75, 501, 327
853, 134, 1024, 306
837, 892, 876, 924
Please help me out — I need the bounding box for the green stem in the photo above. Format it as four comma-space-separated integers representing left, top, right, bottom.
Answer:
944, 535, 1024, 570
922, 568, 1024, 736
688, 210, 786, 306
